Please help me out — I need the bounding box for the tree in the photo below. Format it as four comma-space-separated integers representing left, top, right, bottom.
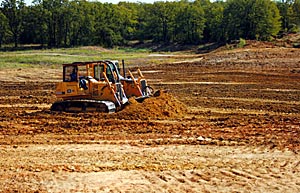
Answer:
223, 0, 281, 41
145, 2, 176, 43
117, 2, 139, 41
40, 0, 70, 47
222, 0, 242, 41
68, 0, 95, 46
0, 12, 9, 47
174, 0, 206, 44
288, 0, 300, 32
20, 2, 45, 45
1, 0, 25, 47
135, 3, 153, 42
275, 0, 293, 32
201, 0, 225, 42
249, 0, 281, 40
93, 3, 123, 47
31, 0, 48, 46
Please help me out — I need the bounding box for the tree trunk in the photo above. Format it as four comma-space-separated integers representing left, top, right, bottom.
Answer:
14, 33, 18, 48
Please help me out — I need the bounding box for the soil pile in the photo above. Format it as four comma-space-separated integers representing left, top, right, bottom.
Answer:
117, 90, 187, 120
244, 40, 277, 48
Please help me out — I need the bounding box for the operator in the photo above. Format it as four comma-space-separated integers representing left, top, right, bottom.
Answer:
79, 76, 88, 90
70, 67, 77, 81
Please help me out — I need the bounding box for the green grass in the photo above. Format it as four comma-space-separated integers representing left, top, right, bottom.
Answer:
0, 47, 152, 69
0, 46, 196, 70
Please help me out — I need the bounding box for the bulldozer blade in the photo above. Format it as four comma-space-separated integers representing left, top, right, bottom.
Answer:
134, 95, 150, 103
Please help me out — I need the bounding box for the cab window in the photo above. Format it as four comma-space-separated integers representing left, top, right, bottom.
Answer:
64, 66, 78, 82
106, 66, 114, 82
94, 65, 104, 80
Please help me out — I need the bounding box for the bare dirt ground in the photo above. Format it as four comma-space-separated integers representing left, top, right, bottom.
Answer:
0, 44, 300, 192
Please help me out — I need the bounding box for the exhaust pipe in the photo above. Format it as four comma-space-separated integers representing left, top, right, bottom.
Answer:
122, 59, 126, 78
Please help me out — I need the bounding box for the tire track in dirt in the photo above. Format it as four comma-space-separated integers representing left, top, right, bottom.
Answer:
1, 144, 299, 192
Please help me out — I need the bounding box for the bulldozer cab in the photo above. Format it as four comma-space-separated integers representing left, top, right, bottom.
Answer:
93, 61, 117, 83
62, 61, 120, 83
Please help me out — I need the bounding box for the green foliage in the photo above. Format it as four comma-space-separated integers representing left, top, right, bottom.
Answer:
289, 0, 300, 32
202, 0, 225, 42
0, 0, 297, 48
276, 0, 300, 33
238, 38, 246, 48
0, 12, 9, 47
144, 1, 176, 43
174, 0, 206, 44
223, 0, 281, 41
1, 0, 25, 47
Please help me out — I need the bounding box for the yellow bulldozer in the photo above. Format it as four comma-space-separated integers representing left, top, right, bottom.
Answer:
51, 60, 153, 113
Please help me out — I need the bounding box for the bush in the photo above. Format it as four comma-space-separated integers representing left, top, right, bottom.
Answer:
238, 38, 246, 48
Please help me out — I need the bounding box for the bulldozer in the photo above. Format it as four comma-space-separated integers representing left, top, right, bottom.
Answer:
51, 60, 153, 113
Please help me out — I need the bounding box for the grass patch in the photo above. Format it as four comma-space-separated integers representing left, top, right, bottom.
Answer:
0, 46, 197, 70
0, 47, 151, 69
116, 47, 151, 53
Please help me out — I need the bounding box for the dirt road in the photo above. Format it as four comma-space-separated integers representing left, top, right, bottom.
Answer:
0, 45, 300, 192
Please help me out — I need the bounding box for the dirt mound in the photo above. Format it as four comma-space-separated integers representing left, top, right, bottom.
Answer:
117, 90, 187, 120
244, 40, 277, 48
275, 33, 300, 48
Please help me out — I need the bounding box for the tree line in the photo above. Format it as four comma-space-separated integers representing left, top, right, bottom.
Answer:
0, 0, 300, 48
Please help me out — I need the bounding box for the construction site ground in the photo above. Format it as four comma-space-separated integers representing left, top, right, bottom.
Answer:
0, 44, 300, 192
